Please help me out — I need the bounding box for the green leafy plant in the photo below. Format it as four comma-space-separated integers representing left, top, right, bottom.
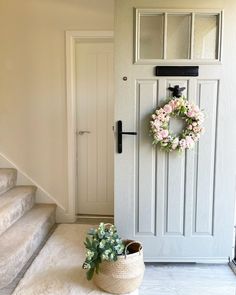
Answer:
82, 223, 125, 280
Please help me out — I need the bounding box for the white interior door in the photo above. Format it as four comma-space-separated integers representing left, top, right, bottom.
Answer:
76, 41, 114, 215
115, 0, 236, 261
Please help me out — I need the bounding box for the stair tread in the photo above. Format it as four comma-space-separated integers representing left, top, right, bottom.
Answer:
0, 204, 56, 288
0, 204, 56, 256
0, 168, 17, 196
0, 186, 36, 208
0, 186, 36, 236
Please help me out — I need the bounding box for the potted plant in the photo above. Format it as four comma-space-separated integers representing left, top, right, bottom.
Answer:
82, 223, 145, 294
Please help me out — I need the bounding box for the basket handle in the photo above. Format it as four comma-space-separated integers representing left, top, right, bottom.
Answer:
125, 241, 142, 258
103, 223, 114, 229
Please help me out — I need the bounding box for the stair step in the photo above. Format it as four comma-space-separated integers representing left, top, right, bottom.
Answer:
0, 186, 36, 236
0, 168, 17, 196
0, 204, 56, 289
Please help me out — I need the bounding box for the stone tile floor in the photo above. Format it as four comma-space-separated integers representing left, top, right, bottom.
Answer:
140, 263, 236, 295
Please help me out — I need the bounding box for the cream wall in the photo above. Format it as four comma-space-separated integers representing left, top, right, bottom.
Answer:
0, 0, 114, 209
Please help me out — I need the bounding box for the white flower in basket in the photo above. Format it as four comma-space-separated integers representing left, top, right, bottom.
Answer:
82, 223, 145, 294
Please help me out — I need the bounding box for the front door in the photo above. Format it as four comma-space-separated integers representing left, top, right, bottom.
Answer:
76, 41, 114, 216
115, 0, 236, 261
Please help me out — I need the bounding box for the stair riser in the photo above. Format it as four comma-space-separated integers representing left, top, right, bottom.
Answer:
0, 170, 17, 196
0, 193, 35, 236
0, 208, 56, 288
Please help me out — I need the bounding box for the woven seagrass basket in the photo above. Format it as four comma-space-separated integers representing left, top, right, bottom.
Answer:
94, 239, 145, 294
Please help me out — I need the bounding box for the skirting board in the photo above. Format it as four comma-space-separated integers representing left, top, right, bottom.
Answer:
0, 152, 76, 223
56, 207, 76, 223
229, 260, 236, 275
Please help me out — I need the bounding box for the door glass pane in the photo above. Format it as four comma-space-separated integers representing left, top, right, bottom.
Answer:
194, 14, 219, 59
167, 14, 191, 59
140, 14, 164, 59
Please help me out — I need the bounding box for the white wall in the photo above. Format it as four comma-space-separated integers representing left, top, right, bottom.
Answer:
0, 0, 114, 210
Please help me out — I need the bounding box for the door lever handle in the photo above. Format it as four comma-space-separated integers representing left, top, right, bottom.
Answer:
76, 130, 91, 135
117, 120, 137, 153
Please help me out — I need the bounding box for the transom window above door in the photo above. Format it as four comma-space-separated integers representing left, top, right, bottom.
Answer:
135, 9, 223, 64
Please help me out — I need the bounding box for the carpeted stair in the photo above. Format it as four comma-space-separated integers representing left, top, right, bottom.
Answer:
0, 168, 56, 289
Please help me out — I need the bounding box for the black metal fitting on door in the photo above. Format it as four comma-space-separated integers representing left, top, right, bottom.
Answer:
168, 85, 186, 98
117, 120, 137, 153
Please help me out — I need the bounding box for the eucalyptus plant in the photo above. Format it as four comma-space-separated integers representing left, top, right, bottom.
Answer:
82, 223, 125, 280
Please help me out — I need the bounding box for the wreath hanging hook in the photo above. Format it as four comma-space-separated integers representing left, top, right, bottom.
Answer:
168, 85, 186, 98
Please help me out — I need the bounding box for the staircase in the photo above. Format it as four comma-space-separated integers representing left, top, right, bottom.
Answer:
0, 168, 56, 289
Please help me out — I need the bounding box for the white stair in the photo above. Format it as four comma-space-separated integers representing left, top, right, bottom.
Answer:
0, 186, 36, 236
0, 168, 56, 289
0, 168, 17, 195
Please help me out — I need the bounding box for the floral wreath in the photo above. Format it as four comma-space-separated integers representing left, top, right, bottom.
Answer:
150, 96, 204, 152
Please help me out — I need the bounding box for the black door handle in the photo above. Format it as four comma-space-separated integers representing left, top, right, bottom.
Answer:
117, 120, 137, 153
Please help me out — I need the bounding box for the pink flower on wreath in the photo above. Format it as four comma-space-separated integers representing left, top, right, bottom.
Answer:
193, 126, 201, 133
193, 105, 200, 112
169, 100, 176, 110
153, 119, 161, 128
156, 134, 163, 141
196, 113, 204, 123
185, 136, 194, 149
157, 114, 165, 121
187, 110, 195, 118
163, 104, 172, 114
160, 129, 169, 138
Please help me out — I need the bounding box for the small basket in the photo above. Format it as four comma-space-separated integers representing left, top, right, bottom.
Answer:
94, 239, 145, 294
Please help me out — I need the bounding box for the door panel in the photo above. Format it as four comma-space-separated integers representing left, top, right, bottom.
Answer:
165, 152, 186, 236
115, 0, 236, 262
76, 42, 114, 215
193, 80, 218, 235
136, 81, 157, 235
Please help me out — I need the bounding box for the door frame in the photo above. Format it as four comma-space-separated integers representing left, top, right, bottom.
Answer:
66, 31, 114, 220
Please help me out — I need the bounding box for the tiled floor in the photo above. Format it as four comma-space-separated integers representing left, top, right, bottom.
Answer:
140, 263, 236, 295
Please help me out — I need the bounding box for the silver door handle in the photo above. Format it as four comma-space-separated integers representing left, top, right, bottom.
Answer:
76, 130, 91, 135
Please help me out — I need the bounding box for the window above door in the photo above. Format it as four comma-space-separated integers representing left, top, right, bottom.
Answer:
135, 9, 223, 64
